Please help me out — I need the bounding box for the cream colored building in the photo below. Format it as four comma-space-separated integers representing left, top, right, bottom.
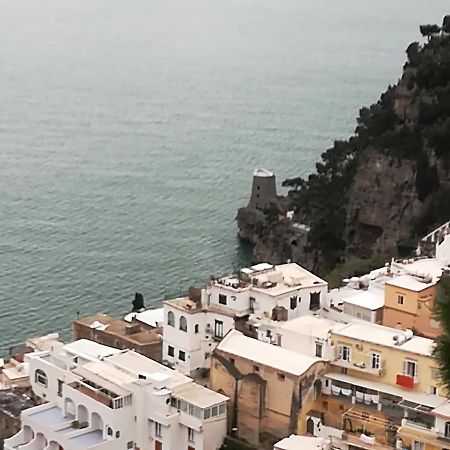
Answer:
211, 330, 327, 446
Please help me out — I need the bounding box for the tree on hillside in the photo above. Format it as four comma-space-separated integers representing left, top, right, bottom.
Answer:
433, 276, 450, 394
420, 24, 441, 41
406, 42, 420, 66
442, 15, 450, 34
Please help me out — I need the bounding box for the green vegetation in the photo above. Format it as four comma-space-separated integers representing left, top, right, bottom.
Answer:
433, 276, 450, 394
283, 18, 450, 271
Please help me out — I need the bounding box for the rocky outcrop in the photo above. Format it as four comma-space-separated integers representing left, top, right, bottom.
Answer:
237, 24, 450, 274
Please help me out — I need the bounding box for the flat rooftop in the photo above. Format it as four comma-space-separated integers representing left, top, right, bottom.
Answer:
173, 382, 228, 408
342, 290, 384, 310
275, 435, 329, 450
124, 307, 164, 328
332, 322, 434, 356
74, 314, 161, 344
64, 339, 123, 361
385, 274, 435, 292
391, 257, 448, 283
216, 330, 322, 376
280, 316, 338, 340
164, 296, 202, 313
217, 262, 327, 297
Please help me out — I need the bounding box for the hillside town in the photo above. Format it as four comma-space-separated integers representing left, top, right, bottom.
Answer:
0, 219, 449, 450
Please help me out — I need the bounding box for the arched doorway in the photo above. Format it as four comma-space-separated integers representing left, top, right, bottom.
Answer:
64, 398, 76, 418
77, 405, 89, 424
91, 412, 103, 431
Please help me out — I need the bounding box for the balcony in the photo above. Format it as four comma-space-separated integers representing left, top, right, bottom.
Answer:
396, 374, 419, 389
343, 432, 396, 450
332, 356, 384, 376
68, 381, 132, 409
5, 403, 107, 450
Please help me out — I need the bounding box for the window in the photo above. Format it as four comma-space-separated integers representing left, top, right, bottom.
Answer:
412, 441, 424, 450
277, 373, 285, 381
253, 365, 259, 372
445, 421, 450, 438
167, 311, 175, 326
188, 427, 195, 442
214, 320, 224, 339
397, 295, 404, 305
431, 368, 440, 380
339, 345, 351, 362
155, 422, 162, 437
404, 360, 417, 377
371, 353, 381, 370
35, 369, 48, 387
194, 324, 199, 333
107, 427, 113, 436
430, 386, 437, 395
116, 431, 120, 438
57, 379, 63, 397
315, 343, 323, 358
179, 350, 186, 361
290, 295, 297, 310
168, 345, 174, 357
179, 315, 187, 332
309, 292, 321, 311
219, 294, 227, 305
127, 441, 134, 449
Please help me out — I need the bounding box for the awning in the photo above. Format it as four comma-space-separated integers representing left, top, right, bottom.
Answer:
325, 372, 446, 408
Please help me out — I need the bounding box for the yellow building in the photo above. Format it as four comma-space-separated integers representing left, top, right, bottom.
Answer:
210, 330, 327, 447
382, 275, 441, 339
318, 321, 448, 450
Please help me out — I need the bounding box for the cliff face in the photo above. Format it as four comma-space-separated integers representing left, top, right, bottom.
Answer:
237, 24, 450, 274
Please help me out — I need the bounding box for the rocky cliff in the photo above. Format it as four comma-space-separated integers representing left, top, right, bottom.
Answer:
237, 19, 450, 275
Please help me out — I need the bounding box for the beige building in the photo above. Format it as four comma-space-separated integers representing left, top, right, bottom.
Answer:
307, 321, 448, 449
382, 275, 441, 339
211, 330, 327, 446
72, 314, 162, 362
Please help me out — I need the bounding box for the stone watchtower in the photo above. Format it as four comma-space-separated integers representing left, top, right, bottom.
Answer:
247, 168, 277, 210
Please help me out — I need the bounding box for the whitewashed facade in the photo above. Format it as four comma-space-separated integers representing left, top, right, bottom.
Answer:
162, 263, 328, 375
5, 340, 228, 450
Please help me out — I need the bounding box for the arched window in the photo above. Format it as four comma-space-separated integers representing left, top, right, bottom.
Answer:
107, 427, 113, 437
179, 316, 187, 332
167, 311, 175, 326
35, 369, 48, 387
194, 324, 199, 334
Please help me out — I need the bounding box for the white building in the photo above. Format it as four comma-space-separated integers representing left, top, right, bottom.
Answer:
274, 435, 331, 450
162, 263, 328, 375
255, 315, 338, 360
5, 339, 228, 450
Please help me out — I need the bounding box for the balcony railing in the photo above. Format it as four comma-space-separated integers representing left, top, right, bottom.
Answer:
68, 381, 132, 409
333, 357, 385, 376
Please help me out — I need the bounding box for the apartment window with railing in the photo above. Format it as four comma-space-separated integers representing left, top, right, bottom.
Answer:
155, 421, 162, 437
339, 345, 351, 362
370, 352, 381, 370
404, 360, 417, 378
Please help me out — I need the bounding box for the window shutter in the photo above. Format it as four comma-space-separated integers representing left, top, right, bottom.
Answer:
403, 360, 407, 375
338, 345, 342, 359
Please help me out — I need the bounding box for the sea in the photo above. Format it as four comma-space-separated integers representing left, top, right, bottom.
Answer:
0, 0, 448, 353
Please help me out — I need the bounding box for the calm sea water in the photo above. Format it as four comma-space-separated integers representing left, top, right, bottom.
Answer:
0, 0, 447, 353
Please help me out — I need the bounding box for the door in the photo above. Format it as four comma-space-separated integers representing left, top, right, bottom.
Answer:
155, 441, 162, 450
306, 417, 315, 435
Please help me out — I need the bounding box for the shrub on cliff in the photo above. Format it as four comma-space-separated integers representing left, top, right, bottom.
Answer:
283, 18, 450, 270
